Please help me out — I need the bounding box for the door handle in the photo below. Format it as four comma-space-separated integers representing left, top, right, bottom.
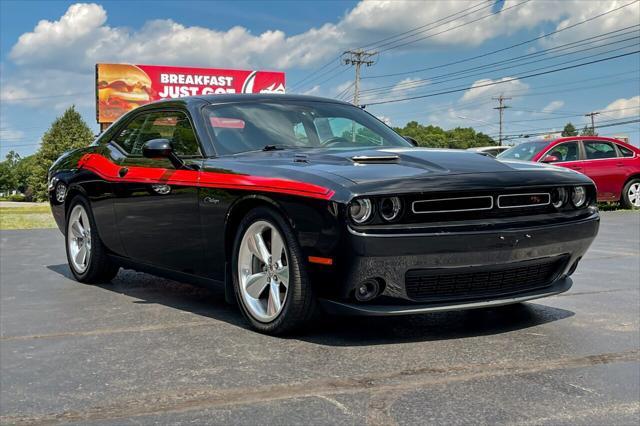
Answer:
616, 163, 624, 167
118, 167, 128, 177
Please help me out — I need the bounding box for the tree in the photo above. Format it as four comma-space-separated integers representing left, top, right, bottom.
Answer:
580, 125, 597, 136
14, 154, 38, 195
561, 123, 578, 137
0, 151, 21, 193
392, 121, 495, 148
28, 106, 94, 201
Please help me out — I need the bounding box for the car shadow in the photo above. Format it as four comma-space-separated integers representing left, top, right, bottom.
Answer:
46, 264, 575, 345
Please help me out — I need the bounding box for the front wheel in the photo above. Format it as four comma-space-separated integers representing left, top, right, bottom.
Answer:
65, 196, 119, 283
620, 178, 640, 210
232, 207, 317, 335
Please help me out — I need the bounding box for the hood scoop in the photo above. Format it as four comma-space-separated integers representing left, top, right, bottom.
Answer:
351, 154, 400, 164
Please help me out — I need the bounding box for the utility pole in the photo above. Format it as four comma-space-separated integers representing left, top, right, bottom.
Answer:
492, 95, 511, 146
585, 111, 600, 133
342, 49, 377, 106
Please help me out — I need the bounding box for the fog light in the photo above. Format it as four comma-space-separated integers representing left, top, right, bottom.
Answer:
349, 198, 373, 224
55, 182, 67, 203
571, 186, 587, 208
354, 278, 381, 302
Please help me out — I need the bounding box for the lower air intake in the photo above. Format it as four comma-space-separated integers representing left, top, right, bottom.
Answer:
405, 256, 567, 302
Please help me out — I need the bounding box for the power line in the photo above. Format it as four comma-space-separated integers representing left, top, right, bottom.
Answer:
376, 0, 533, 53
359, 29, 639, 97
364, 50, 640, 106
492, 118, 640, 139
363, 0, 639, 80
290, 1, 489, 91
290, 0, 529, 92
357, 0, 491, 51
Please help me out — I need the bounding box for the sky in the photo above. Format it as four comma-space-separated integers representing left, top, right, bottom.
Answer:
1, 0, 639, 158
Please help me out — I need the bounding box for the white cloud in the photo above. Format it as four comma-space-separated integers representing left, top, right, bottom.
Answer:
376, 115, 391, 126
11, 1, 627, 75
601, 96, 640, 119
301, 85, 320, 96
539, 0, 640, 47
460, 77, 529, 102
542, 100, 564, 113
0, 70, 94, 109
390, 77, 426, 96
0, 127, 25, 141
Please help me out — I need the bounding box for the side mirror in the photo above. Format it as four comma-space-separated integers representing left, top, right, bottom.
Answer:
142, 138, 184, 169
541, 154, 560, 163
404, 136, 419, 147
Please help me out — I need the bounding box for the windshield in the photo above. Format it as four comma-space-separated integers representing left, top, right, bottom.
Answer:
497, 140, 549, 161
204, 101, 412, 155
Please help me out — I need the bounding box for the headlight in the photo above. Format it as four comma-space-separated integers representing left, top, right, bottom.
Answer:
349, 198, 373, 224
551, 187, 568, 209
379, 197, 402, 221
571, 186, 587, 208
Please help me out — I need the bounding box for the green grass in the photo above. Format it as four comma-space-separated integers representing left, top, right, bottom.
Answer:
0, 205, 57, 230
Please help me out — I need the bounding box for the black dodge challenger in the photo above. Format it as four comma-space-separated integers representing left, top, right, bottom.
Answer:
49, 94, 599, 334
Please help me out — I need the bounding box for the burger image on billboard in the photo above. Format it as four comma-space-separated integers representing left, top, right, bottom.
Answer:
97, 64, 152, 123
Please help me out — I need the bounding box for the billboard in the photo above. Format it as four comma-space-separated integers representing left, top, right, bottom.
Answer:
96, 63, 285, 124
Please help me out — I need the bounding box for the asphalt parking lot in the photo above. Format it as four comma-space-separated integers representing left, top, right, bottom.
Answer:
1, 211, 639, 425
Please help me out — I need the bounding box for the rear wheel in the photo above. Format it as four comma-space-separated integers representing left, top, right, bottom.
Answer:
65, 196, 119, 283
232, 207, 316, 335
620, 178, 640, 210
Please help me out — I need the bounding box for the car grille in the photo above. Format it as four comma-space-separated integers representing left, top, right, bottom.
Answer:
404, 189, 558, 223
405, 256, 567, 302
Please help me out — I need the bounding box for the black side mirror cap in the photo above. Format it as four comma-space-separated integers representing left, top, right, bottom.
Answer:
404, 136, 419, 147
142, 138, 173, 158
142, 138, 185, 169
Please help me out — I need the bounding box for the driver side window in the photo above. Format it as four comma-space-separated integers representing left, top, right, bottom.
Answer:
546, 141, 579, 162
112, 111, 201, 157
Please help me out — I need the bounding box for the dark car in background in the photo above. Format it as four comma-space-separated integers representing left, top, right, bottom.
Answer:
498, 136, 640, 209
48, 95, 599, 334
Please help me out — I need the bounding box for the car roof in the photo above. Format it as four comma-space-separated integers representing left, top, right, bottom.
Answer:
549, 136, 639, 151
194, 93, 353, 106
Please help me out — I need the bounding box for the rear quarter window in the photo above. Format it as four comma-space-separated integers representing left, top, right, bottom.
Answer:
617, 144, 635, 157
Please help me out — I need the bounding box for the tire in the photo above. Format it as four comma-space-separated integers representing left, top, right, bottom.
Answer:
620, 178, 640, 210
65, 196, 119, 283
231, 206, 317, 335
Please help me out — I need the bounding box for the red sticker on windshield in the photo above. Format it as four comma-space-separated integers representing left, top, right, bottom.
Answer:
210, 117, 245, 129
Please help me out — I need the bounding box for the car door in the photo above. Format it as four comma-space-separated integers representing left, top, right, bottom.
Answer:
539, 140, 585, 173
109, 109, 206, 274
581, 140, 623, 200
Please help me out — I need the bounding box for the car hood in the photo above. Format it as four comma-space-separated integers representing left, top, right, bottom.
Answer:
227, 147, 580, 180
208, 147, 592, 202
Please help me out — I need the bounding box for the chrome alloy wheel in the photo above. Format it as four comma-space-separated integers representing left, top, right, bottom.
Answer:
67, 204, 92, 273
237, 220, 289, 322
628, 182, 640, 208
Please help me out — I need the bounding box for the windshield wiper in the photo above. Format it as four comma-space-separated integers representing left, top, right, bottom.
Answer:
262, 144, 293, 151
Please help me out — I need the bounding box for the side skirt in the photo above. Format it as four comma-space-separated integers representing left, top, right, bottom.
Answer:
108, 254, 225, 290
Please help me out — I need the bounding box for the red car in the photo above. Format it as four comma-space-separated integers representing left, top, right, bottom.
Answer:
498, 136, 640, 209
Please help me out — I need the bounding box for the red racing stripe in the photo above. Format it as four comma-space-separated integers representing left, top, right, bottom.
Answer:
78, 153, 335, 200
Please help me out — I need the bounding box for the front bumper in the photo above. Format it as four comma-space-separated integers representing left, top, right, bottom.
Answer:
328, 211, 599, 314
321, 276, 572, 316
